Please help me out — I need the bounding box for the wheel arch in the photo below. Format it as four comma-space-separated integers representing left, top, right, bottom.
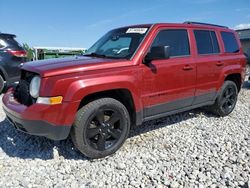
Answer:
218, 65, 243, 92
62, 76, 144, 126
224, 73, 242, 92
77, 88, 139, 126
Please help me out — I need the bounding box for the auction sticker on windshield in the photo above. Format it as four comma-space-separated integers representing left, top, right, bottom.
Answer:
126, 28, 148, 34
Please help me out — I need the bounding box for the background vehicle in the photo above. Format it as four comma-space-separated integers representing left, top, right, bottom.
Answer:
236, 28, 250, 63
236, 28, 250, 81
33, 47, 86, 60
3, 22, 246, 158
0, 33, 27, 93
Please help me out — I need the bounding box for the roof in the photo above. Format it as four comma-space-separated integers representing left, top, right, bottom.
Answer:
119, 22, 230, 30
0, 33, 16, 38
157, 23, 230, 30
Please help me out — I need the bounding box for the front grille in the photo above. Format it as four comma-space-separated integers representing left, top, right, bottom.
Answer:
14, 80, 33, 106
14, 70, 37, 106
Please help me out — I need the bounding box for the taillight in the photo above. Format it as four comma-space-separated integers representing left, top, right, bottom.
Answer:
7, 50, 27, 57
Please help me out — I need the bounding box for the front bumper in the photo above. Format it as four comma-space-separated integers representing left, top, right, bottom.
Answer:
2, 89, 73, 140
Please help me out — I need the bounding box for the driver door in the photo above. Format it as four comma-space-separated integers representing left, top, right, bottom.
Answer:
141, 28, 196, 118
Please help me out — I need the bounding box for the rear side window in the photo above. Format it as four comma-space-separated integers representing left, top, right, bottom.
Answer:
151, 29, 190, 57
194, 30, 220, 55
221, 32, 239, 53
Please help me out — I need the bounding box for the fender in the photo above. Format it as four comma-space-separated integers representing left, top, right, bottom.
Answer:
63, 74, 143, 113
217, 64, 243, 91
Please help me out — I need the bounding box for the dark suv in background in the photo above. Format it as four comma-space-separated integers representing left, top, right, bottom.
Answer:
0, 33, 27, 93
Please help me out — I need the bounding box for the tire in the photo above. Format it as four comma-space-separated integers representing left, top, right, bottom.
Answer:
71, 98, 130, 159
210, 81, 238, 117
0, 75, 5, 94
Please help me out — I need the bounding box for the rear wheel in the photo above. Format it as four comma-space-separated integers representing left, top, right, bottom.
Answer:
210, 81, 238, 116
71, 98, 130, 159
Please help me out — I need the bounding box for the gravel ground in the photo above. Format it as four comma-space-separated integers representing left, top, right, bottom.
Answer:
0, 82, 250, 188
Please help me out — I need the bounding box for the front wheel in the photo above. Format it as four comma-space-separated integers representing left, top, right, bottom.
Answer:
71, 98, 130, 159
210, 81, 238, 117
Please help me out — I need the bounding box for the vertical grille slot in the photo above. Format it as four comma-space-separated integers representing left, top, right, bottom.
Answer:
14, 70, 37, 106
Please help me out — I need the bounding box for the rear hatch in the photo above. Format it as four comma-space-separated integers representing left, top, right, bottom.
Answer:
0, 33, 27, 61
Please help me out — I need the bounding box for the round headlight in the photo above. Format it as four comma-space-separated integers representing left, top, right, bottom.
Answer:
29, 76, 41, 98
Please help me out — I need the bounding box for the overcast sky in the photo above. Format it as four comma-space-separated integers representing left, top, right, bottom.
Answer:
0, 0, 249, 48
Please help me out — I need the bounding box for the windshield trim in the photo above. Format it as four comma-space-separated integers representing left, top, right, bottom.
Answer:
129, 24, 154, 60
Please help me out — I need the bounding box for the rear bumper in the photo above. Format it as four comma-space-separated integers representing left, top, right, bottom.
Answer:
2, 89, 76, 140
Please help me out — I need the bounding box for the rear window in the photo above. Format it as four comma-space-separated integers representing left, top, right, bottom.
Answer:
5, 37, 22, 48
221, 32, 239, 53
0, 39, 7, 49
194, 30, 220, 55
0, 36, 23, 49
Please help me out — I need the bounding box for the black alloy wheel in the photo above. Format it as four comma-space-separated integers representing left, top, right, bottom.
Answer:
71, 98, 130, 159
209, 80, 238, 117
221, 85, 237, 114
86, 109, 123, 151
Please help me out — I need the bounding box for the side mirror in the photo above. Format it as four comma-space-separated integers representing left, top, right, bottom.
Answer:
144, 46, 170, 63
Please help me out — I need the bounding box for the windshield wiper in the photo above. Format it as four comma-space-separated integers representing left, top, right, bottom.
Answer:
83, 52, 128, 59
83, 53, 107, 58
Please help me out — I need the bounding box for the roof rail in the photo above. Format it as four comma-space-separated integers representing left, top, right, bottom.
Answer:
184, 21, 228, 28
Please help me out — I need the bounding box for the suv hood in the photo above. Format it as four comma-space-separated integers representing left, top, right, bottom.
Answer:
22, 56, 132, 77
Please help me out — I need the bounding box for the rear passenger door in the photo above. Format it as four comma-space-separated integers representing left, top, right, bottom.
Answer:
193, 29, 222, 105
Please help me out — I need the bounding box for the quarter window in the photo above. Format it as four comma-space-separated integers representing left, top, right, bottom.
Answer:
151, 29, 190, 57
221, 32, 239, 53
194, 30, 220, 55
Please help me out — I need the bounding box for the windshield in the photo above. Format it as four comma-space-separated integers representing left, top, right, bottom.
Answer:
84, 26, 150, 59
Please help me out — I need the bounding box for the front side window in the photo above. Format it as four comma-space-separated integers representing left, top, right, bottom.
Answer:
221, 31, 239, 53
85, 27, 150, 59
194, 30, 220, 55
151, 29, 190, 57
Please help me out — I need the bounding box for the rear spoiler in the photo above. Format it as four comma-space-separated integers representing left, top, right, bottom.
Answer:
0, 33, 16, 38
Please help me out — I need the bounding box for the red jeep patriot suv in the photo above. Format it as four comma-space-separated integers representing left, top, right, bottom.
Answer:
3, 22, 246, 158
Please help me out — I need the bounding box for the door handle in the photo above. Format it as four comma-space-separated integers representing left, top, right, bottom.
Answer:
216, 61, 224, 66
183, 65, 193, 71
